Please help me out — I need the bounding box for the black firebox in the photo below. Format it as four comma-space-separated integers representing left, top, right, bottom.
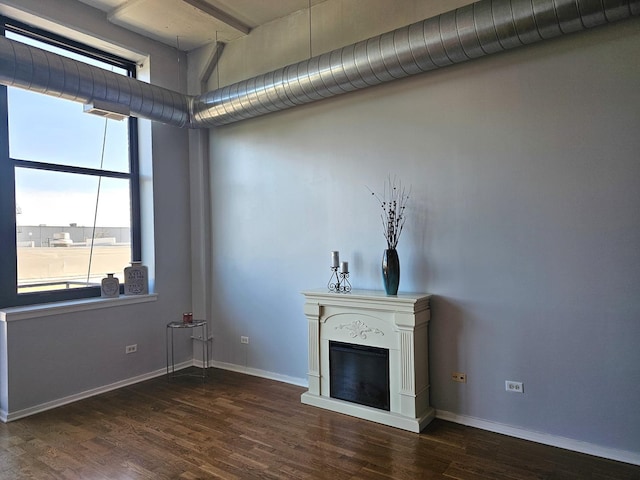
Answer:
329, 341, 390, 411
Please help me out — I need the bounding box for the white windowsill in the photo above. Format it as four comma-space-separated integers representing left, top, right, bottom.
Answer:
0, 294, 158, 322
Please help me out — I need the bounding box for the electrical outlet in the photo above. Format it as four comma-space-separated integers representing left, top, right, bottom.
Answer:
240, 336, 249, 344
125, 344, 137, 354
505, 380, 523, 393
451, 372, 466, 383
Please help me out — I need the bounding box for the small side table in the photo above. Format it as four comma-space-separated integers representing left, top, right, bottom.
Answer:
166, 320, 208, 379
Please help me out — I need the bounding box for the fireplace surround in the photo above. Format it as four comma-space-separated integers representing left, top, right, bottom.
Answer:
301, 289, 433, 432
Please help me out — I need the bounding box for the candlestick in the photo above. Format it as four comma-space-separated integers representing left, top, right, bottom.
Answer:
331, 251, 339, 268
328, 258, 351, 294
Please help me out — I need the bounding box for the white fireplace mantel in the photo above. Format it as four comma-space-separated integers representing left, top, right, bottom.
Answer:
301, 289, 434, 433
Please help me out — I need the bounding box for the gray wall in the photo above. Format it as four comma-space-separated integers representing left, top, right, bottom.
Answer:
194, 1, 640, 456
0, 0, 193, 415
1, 0, 638, 461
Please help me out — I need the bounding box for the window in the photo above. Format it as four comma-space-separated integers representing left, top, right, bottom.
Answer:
0, 18, 141, 308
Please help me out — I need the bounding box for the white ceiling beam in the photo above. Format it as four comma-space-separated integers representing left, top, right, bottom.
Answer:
108, 0, 146, 21
181, 0, 251, 35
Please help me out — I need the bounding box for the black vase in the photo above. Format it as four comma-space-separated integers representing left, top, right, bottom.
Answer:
382, 248, 400, 295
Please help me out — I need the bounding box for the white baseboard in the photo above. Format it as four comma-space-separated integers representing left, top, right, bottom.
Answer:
3, 362, 637, 467
208, 360, 307, 387
436, 410, 640, 466
205, 363, 640, 466
206, 363, 639, 465
1, 360, 192, 423
1, 360, 302, 423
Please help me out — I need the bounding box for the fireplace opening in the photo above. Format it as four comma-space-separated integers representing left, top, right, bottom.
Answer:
329, 341, 390, 411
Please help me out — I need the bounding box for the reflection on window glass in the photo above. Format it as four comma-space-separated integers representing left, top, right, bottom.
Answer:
15, 168, 132, 292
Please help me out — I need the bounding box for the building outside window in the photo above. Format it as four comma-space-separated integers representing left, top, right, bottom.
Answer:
0, 18, 140, 308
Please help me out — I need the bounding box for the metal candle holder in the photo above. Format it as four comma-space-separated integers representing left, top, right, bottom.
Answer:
328, 266, 351, 294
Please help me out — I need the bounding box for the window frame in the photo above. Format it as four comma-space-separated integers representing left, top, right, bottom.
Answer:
0, 17, 141, 308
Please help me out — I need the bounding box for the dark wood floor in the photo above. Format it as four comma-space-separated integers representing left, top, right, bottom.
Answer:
0, 368, 638, 479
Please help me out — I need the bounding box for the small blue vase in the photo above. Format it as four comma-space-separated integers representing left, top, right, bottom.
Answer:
382, 248, 400, 295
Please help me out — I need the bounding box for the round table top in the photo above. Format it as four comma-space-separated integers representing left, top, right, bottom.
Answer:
167, 320, 206, 328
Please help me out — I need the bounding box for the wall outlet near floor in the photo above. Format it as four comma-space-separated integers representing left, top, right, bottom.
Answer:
240, 336, 249, 344
505, 380, 523, 393
452, 372, 467, 383
125, 344, 137, 354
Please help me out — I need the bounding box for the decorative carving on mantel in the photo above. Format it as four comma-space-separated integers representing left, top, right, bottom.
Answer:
335, 319, 384, 340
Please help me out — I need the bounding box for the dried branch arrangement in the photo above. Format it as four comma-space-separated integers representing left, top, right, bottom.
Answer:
368, 176, 410, 249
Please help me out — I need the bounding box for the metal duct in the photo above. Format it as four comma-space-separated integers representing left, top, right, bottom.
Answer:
0, 35, 190, 127
1, 0, 638, 128
192, 0, 640, 127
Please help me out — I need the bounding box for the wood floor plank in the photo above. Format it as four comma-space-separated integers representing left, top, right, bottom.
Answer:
0, 368, 638, 479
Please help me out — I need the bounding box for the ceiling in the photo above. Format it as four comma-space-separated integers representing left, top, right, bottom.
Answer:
78, 0, 325, 51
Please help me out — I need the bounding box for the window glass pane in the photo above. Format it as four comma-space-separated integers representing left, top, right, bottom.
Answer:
15, 168, 132, 292
6, 31, 130, 172
8, 88, 130, 172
